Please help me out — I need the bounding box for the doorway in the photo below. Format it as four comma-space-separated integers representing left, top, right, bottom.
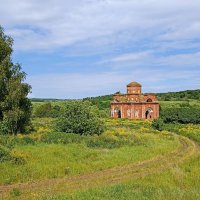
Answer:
145, 108, 153, 119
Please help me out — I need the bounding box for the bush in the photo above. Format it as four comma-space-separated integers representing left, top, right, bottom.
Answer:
0, 145, 11, 162
0, 122, 10, 135
56, 100, 104, 135
0, 145, 26, 164
152, 118, 164, 131
0, 135, 35, 150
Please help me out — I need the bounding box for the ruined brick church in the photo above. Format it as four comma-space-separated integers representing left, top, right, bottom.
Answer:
111, 82, 159, 120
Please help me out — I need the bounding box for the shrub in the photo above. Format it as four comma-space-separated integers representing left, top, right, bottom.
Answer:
0, 135, 35, 150
0, 122, 10, 135
152, 118, 164, 131
0, 145, 11, 162
56, 100, 104, 135
0, 145, 26, 164
33, 103, 52, 118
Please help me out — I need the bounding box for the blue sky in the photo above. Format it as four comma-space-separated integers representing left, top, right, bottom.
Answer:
0, 0, 200, 98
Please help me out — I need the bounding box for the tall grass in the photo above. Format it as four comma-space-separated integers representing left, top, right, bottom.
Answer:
0, 119, 178, 185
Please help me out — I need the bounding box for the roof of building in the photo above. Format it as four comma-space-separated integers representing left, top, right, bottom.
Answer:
127, 82, 142, 87
114, 92, 122, 95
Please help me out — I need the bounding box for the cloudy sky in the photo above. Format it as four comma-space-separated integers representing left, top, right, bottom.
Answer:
1, 0, 200, 98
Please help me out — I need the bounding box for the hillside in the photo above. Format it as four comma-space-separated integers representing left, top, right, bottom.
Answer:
157, 89, 200, 101
30, 89, 200, 104
82, 89, 200, 110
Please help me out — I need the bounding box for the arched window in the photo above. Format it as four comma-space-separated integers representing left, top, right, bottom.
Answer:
147, 98, 152, 102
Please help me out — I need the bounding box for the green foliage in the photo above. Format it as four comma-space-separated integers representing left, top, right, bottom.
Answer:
0, 143, 26, 164
163, 123, 200, 144
82, 90, 200, 112
33, 102, 61, 118
83, 95, 112, 110
0, 26, 32, 135
0, 145, 11, 162
160, 106, 200, 124
34, 102, 52, 117
0, 135, 35, 149
56, 100, 104, 135
152, 118, 164, 131
157, 89, 200, 101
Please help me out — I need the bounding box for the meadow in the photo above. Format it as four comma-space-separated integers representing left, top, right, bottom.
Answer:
0, 119, 179, 185
0, 100, 200, 200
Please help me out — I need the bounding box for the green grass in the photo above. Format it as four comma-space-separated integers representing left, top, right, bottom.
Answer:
159, 100, 200, 108
0, 130, 178, 185
1, 118, 200, 200
164, 123, 200, 143
40, 152, 200, 200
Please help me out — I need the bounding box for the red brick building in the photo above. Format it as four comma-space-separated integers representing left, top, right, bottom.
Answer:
110, 82, 159, 120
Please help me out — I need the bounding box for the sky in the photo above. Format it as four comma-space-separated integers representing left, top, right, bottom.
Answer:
0, 0, 200, 99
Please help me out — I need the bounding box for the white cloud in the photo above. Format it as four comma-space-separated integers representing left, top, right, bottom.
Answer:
1, 0, 200, 51
1, 0, 200, 98
109, 51, 151, 62
27, 70, 200, 98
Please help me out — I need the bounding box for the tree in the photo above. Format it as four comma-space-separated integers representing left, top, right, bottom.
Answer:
0, 26, 32, 135
56, 100, 104, 135
33, 103, 61, 118
34, 102, 52, 118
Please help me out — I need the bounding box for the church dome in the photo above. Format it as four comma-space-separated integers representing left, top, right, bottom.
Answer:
127, 82, 141, 87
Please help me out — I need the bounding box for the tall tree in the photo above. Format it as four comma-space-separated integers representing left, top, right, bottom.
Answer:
0, 26, 32, 135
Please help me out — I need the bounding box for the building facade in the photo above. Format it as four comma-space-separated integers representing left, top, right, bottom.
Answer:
110, 82, 159, 120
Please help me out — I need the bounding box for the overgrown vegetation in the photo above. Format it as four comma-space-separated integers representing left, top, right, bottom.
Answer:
56, 100, 105, 135
1, 118, 199, 200
0, 119, 178, 186
33, 102, 61, 118
157, 89, 200, 101
160, 103, 200, 124
152, 118, 164, 131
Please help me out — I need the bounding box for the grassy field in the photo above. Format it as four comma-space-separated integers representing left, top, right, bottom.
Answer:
48, 154, 199, 200
0, 117, 200, 200
0, 120, 179, 185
